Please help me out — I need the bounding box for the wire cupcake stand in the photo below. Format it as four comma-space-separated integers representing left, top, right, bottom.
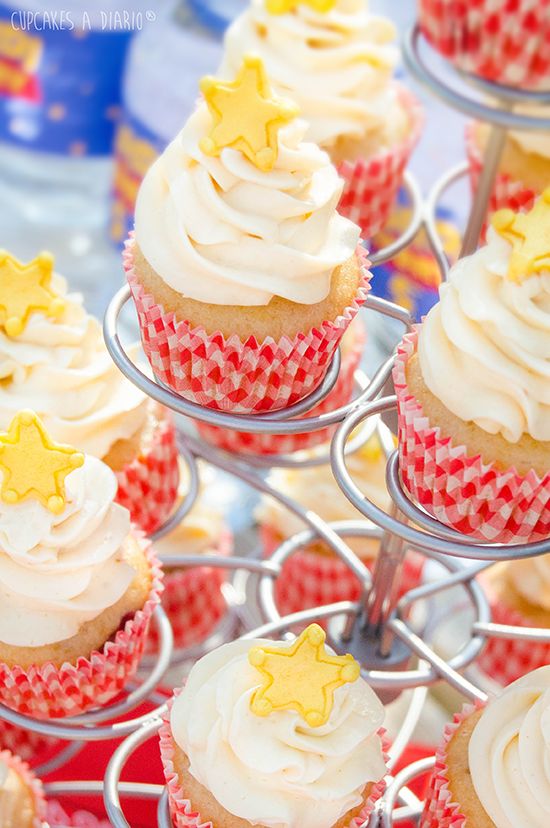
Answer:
3, 24, 550, 828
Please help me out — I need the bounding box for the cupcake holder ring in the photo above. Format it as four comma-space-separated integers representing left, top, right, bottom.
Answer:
115, 409, 180, 535
419, 0, 550, 89
125, 239, 371, 415
146, 530, 233, 654
261, 526, 424, 620
394, 329, 550, 545
0, 540, 163, 720
337, 87, 424, 241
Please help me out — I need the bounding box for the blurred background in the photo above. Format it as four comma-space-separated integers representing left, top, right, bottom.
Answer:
0, 0, 466, 321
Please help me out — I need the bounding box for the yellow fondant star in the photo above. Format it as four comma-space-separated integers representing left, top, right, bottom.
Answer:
491, 189, 550, 283
199, 55, 299, 172
266, 0, 337, 13
0, 410, 84, 514
249, 623, 360, 727
0, 250, 65, 337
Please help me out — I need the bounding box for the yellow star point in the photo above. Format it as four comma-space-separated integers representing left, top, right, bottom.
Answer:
0, 410, 84, 514
0, 250, 66, 337
249, 623, 361, 728
266, 0, 337, 13
491, 188, 550, 283
200, 55, 299, 172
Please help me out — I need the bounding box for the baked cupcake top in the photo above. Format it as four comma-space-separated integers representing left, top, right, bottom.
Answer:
495, 554, 550, 611
0, 251, 148, 459
0, 410, 136, 647
134, 55, 360, 307
469, 665, 550, 827
418, 193, 550, 443
256, 432, 389, 542
221, 0, 406, 154
170, 623, 386, 828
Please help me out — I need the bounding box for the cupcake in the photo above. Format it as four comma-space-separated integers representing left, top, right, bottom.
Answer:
477, 556, 550, 686
129, 55, 370, 413
0, 250, 179, 534
394, 193, 550, 543
160, 623, 388, 828
467, 114, 550, 234
419, 0, 550, 90
256, 434, 423, 616
146, 466, 233, 654
195, 315, 365, 455
0, 409, 162, 718
221, 0, 422, 238
0, 749, 46, 827
421, 665, 550, 827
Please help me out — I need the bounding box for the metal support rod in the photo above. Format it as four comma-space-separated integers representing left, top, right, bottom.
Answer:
460, 123, 507, 257
361, 504, 406, 657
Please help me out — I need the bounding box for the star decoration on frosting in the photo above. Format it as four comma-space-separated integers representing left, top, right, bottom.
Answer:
491, 189, 550, 283
0, 250, 65, 337
248, 623, 360, 727
266, 0, 337, 13
199, 55, 299, 172
0, 410, 84, 515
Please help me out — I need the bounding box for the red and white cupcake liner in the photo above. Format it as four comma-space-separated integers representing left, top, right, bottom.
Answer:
0, 537, 163, 719
337, 85, 424, 241
124, 237, 371, 414
420, 701, 486, 828
466, 121, 539, 240
394, 329, 550, 544
46, 800, 110, 828
146, 529, 233, 654
262, 526, 424, 619
0, 748, 46, 827
115, 406, 180, 536
477, 595, 550, 687
419, 0, 550, 89
159, 697, 388, 828
195, 320, 365, 456
0, 719, 63, 768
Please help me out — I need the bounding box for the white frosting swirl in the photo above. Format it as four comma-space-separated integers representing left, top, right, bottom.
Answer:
418, 228, 550, 443
256, 435, 389, 545
0, 456, 135, 647
171, 638, 386, 828
221, 0, 405, 152
0, 274, 148, 459
469, 666, 550, 828
134, 105, 360, 306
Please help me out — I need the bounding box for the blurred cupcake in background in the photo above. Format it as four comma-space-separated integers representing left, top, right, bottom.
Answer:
394, 194, 550, 543
0, 748, 46, 828
477, 556, 550, 687
419, 0, 550, 90
221, 0, 423, 239
195, 315, 365, 456
146, 464, 233, 654
0, 250, 179, 534
421, 666, 550, 827
0, 410, 162, 719
467, 110, 550, 235
256, 433, 423, 616
129, 55, 369, 414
